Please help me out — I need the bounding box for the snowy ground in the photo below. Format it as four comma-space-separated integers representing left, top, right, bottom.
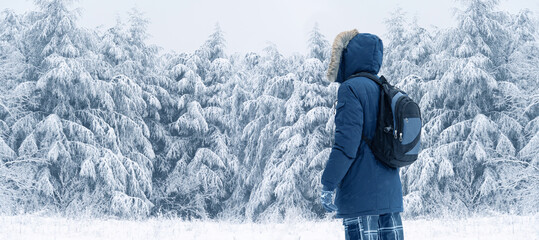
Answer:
0, 214, 537, 240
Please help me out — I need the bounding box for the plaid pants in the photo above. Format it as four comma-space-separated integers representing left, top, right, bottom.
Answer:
342, 212, 404, 240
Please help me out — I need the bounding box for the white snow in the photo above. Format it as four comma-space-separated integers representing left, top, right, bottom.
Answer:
0, 214, 537, 240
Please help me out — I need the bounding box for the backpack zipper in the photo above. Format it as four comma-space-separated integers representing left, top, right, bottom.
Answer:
394, 95, 406, 140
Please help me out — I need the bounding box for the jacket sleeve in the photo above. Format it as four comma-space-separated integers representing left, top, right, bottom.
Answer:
321, 83, 364, 191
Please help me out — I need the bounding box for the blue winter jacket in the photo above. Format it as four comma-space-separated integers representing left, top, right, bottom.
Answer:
321, 33, 403, 218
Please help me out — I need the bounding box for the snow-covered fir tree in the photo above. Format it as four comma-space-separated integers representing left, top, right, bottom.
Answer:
154, 27, 238, 219
381, 8, 435, 84
308, 23, 330, 62
1, 0, 160, 218
401, 0, 538, 217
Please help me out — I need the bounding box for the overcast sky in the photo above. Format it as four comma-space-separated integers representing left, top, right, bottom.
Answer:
2, 0, 538, 55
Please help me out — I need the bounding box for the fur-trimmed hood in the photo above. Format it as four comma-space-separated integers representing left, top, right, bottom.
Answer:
327, 30, 384, 83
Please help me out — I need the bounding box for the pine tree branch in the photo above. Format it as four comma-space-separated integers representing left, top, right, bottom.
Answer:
4, 158, 48, 165
487, 158, 539, 171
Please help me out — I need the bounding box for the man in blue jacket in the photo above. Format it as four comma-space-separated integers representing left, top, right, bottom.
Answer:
320, 30, 404, 240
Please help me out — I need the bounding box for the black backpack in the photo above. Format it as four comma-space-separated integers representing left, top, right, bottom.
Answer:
349, 72, 422, 168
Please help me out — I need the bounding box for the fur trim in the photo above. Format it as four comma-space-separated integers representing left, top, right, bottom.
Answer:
327, 29, 359, 82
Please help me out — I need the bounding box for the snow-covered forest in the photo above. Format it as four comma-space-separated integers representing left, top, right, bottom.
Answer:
0, 0, 537, 222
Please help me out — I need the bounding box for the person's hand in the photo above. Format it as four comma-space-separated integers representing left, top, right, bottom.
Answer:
320, 189, 338, 212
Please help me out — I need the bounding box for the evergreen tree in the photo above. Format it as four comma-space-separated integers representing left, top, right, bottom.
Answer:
198, 23, 226, 62
0, 10, 27, 93
402, 0, 533, 217
382, 8, 434, 84
307, 23, 330, 62
155, 29, 236, 219
4, 0, 158, 218
503, 9, 539, 214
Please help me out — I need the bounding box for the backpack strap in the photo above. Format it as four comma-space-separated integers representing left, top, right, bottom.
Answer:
347, 72, 387, 86
346, 72, 387, 151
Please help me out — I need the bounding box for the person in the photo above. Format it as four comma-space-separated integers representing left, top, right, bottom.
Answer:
320, 30, 404, 240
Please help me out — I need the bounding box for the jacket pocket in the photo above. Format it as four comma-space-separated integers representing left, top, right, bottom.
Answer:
335, 100, 346, 112
334, 101, 346, 121
336, 100, 346, 109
